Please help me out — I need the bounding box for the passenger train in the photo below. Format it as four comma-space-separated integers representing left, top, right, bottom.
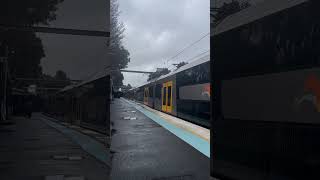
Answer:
126, 55, 210, 128
211, 0, 320, 179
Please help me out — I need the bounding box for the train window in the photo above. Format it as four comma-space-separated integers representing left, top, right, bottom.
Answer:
176, 62, 210, 86
155, 84, 161, 98
179, 83, 210, 101
167, 86, 171, 106
163, 87, 166, 105
214, 3, 320, 79
149, 87, 153, 97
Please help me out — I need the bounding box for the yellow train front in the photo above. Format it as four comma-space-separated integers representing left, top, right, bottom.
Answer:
131, 55, 210, 128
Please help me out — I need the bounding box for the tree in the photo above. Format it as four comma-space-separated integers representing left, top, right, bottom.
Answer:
42, 73, 55, 80
109, 0, 130, 87
212, 0, 251, 25
5, 31, 45, 79
126, 84, 132, 89
121, 83, 132, 92
173, 61, 188, 69
148, 68, 171, 81
54, 70, 69, 80
0, 0, 64, 79
0, 0, 64, 26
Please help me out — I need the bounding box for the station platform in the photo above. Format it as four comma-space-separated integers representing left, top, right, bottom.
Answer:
0, 113, 110, 180
135, 100, 210, 145
110, 98, 210, 180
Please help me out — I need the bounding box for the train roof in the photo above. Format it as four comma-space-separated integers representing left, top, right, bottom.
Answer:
59, 69, 109, 93
137, 54, 210, 88
157, 54, 210, 81
211, 0, 308, 36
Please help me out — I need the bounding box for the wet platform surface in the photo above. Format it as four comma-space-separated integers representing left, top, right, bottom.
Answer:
0, 114, 110, 180
110, 98, 210, 180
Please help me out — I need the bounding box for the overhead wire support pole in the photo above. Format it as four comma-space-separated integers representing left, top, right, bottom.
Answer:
120, 69, 155, 74
14, 78, 81, 83
0, 24, 110, 37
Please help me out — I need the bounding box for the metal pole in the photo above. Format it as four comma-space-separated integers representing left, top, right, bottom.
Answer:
1, 46, 8, 122
0, 58, 3, 122
3, 46, 8, 121
120, 69, 154, 74
0, 24, 110, 37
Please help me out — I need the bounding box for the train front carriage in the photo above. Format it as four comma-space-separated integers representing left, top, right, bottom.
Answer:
136, 86, 144, 102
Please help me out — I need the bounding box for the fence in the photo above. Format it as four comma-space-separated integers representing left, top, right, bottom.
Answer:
44, 75, 112, 148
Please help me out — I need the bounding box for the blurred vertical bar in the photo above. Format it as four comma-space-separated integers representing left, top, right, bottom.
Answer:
210, 0, 214, 178
106, 75, 111, 148
0, 45, 8, 123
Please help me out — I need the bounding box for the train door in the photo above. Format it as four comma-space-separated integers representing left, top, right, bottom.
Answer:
144, 87, 149, 104
162, 83, 167, 111
161, 81, 173, 113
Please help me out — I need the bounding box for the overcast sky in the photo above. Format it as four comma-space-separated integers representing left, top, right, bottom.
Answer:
39, 0, 209, 87
39, 0, 109, 80
119, 0, 210, 87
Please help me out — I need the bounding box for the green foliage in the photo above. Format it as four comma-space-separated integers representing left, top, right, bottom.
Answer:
174, 61, 188, 69
212, 0, 251, 24
0, 0, 64, 79
121, 83, 132, 92
4, 31, 45, 78
109, 0, 130, 87
0, 0, 64, 25
42, 73, 54, 80
54, 70, 69, 80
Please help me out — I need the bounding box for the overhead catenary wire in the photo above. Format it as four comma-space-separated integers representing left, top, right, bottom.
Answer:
168, 49, 210, 71
124, 32, 210, 86
165, 32, 209, 64
123, 32, 210, 76
184, 49, 209, 63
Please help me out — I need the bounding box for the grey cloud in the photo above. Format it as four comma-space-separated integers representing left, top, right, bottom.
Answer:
39, 0, 209, 87
119, 0, 210, 87
39, 0, 109, 80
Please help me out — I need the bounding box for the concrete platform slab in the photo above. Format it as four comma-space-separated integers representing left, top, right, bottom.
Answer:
0, 114, 110, 180
110, 98, 210, 180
